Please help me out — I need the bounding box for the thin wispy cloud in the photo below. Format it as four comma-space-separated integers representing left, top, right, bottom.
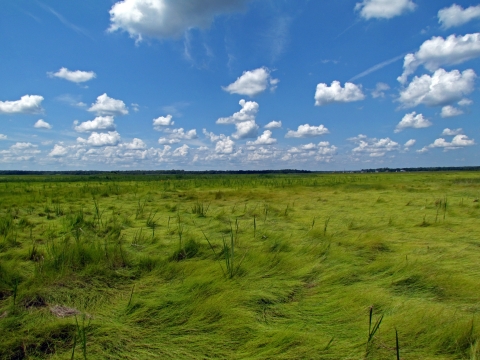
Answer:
349, 54, 405, 82
36, 1, 92, 39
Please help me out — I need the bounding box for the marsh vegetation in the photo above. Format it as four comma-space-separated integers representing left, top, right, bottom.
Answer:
0, 172, 479, 359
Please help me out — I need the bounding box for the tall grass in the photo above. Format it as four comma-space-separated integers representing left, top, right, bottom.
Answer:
0, 172, 480, 359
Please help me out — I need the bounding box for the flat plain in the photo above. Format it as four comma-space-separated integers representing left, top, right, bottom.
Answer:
1, 172, 480, 359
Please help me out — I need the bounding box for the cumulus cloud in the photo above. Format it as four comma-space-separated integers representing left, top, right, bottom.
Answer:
350, 135, 400, 157
153, 114, 174, 129
74, 116, 116, 132
398, 33, 480, 84
88, 93, 128, 116
395, 112, 432, 132
232, 120, 258, 140
372, 82, 390, 98
77, 131, 121, 147
398, 68, 476, 108
217, 99, 258, 124
314, 81, 365, 106
48, 67, 96, 83
442, 128, 463, 136
441, 105, 463, 118
203, 129, 223, 142
222, 67, 279, 97
0, 95, 44, 114
404, 139, 416, 147
11, 142, 38, 151
0, 142, 40, 163
158, 128, 197, 144
217, 99, 259, 139
284, 141, 337, 162
123, 138, 146, 150
438, 4, 480, 29
0, 134, 6, 140
108, 0, 249, 41
246, 130, 277, 145
215, 136, 235, 154
317, 142, 338, 156
34, 119, 52, 129
355, 0, 416, 20
173, 144, 189, 157
458, 98, 473, 106
158, 138, 180, 145
285, 124, 329, 138
200, 129, 238, 156
49, 144, 69, 157
419, 134, 475, 152
264, 120, 282, 129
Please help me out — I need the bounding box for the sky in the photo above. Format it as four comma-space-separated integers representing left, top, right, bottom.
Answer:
1, 0, 480, 171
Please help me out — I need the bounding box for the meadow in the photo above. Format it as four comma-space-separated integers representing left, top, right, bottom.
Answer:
0, 172, 479, 359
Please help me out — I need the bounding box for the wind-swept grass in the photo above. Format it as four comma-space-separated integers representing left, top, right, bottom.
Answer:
0, 171, 480, 358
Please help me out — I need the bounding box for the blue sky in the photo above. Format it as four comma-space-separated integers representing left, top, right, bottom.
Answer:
1, 0, 480, 170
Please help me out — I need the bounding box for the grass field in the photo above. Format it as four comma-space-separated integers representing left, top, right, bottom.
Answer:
1, 172, 480, 359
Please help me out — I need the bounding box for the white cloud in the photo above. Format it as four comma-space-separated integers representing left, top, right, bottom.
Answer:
398, 33, 480, 84
173, 144, 189, 157
395, 112, 432, 132
74, 116, 116, 132
355, 0, 416, 20
131, 103, 140, 112
348, 134, 367, 141
404, 139, 416, 147
158, 138, 180, 145
232, 120, 258, 139
222, 67, 279, 97
123, 138, 146, 149
0, 95, 44, 114
215, 136, 235, 154
88, 93, 128, 116
314, 81, 365, 106
350, 136, 400, 157
285, 124, 329, 138
108, 0, 249, 41
153, 114, 174, 129
317, 142, 337, 156
0, 134, 6, 140
438, 4, 480, 29
441, 105, 464, 118
442, 128, 463, 136
283, 141, 337, 162
77, 131, 121, 147
246, 130, 277, 145
48, 67, 96, 83
217, 99, 258, 124
264, 120, 282, 129
158, 128, 197, 144
372, 82, 390, 98
166, 128, 197, 139
10, 142, 39, 152
398, 68, 476, 108
217, 99, 259, 139
34, 119, 52, 129
301, 143, 316, 150
425, 134, 475, 151
203, 129, 223, 142
458, 98, 473, 106
49, 144, 69, 157
0, 142, 40, 163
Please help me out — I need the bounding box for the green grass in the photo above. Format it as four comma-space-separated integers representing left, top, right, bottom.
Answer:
0, 172, 480, 358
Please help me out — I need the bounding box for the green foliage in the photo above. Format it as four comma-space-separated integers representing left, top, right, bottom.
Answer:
0, 172, 479, 358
